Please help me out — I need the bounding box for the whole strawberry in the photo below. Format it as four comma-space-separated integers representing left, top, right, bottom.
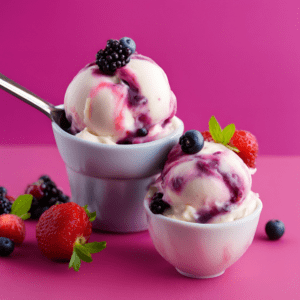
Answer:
0, 214, 25, 246
201, 130, 214, 142
230, 130, 258, 168
36, 202, 106, 271
0, 194, 33, 247
202, 116, 258, 168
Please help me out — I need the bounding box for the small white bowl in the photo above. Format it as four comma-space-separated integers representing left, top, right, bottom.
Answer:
52, 111, 184, 233
144, 198, 263, 278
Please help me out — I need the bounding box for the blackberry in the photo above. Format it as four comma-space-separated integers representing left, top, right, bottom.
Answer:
31, 206, 50, 220
0, 187, 7, 197
96, 37, 136, 75
0, 237, 14, 257
0, 195, 12, 215
58, 194, 69, 203
26, 175, 70, 219
39, 175, 51, 183
149, 192, 170, 214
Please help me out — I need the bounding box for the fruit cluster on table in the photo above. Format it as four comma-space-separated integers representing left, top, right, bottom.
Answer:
0, 176, 106, 271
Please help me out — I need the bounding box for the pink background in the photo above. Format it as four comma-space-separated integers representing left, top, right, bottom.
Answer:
1, 0, 300, 155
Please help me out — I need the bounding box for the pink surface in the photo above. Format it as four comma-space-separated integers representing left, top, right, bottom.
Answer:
1, 1, 300, 155
0, 145, 299, 299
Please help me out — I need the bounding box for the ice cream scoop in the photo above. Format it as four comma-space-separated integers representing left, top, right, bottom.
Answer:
64, 39, 178, 145
148, 129, 260, 224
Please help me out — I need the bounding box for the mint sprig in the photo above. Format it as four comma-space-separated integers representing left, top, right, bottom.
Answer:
69, 241, 107, 271
208, 116, 240, 152
10, 194, 33, 220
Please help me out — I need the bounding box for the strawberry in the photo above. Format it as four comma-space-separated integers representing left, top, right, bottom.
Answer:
0, 194, 33, 246
0, 214, 25, 246
25, 181, 45, 200
230, 130, 258, 168
203, 116, 258, 168
201, 130, 214, 142
36, 202, 106, 271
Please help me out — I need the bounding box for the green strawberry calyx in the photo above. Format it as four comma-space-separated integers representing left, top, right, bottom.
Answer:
10, 194, 33, 220
68, 204, 106, 271
69, 238, 107, 272
208, 116, 240, 153
82, 205, 97, 222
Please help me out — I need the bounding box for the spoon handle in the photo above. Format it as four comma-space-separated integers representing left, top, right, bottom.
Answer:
0, 73, 53, 119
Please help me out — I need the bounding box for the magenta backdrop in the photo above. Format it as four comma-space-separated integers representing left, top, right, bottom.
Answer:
1, 0, 299, 155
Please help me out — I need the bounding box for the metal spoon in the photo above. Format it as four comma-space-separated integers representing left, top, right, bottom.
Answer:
0, 72, 67, 127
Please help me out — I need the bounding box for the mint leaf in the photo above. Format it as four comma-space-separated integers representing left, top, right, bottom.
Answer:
222, 124, 235, 145
226, 144, 240, 152
208, 116, 238, 152
209, 116, 223, 143
74, 244, 93, 263
82, 205, 96, 222
69, 251, 81, 271
20, 213, 31, 221
11, 194, 33, 218
84, 242, 107, 254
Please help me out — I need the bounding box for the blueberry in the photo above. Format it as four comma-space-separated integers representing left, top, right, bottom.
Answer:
0, 237, 14, 257
265, 220, 285, 240
119, 37, 136, 54
149, 193, 170, 214
137, 128, 148, 137
150, 199, 170, 214
179, 130, 204, 154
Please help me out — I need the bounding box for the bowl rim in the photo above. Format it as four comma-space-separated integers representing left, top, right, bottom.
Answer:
52, 105, 184, 150
144, 197, 263, 229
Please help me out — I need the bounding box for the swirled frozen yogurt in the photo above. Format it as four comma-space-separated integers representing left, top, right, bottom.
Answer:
147, 116, 261, 224
64, 37, 178, 145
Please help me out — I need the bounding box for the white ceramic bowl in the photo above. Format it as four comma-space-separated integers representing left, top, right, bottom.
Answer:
144, 198, 263, 278
52, 114, 184, 233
